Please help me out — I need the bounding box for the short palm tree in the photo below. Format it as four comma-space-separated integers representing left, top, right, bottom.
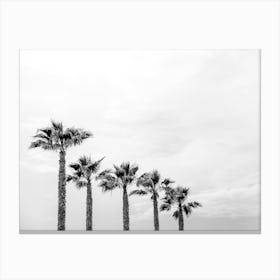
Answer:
130, 170, 173, 231
67, 156, 104, 231
29, 120, 92, 231
160, 186, 202, 231
97, 162, 139, 231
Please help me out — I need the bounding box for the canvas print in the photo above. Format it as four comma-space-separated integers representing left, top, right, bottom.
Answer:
20, 50, 260, 233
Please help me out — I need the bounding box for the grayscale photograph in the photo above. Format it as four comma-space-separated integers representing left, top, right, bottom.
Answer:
19, 50, 260, 233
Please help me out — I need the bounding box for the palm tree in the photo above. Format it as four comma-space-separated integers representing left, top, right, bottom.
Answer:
29, 120, 92, 231
67, 156, 104, 231
129, 170, 173, 231
160, 186, 202, 231
97, 162, 139, 231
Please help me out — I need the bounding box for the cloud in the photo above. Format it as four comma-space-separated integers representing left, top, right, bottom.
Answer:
20, 160, 57, 174
191, 183, 260, 218
20, 145, 58, 174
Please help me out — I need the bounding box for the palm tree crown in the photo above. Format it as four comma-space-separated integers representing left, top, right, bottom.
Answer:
67, 156, 104, 187
30, 120, 92, 152
160, 186, 202, 230
130, 170, 161, 197
97, 162, 139, 191
131, 171, 174, 197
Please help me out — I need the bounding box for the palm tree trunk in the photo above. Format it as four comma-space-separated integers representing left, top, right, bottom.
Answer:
86, 180, 93, 231
122, 185, 129, 231
178, 204, 184, 231
152, 194, 159, 231
58, 150, 66, 231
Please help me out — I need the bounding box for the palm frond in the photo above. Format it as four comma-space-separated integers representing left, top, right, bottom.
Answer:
64, 127, 92, 148
88, 157, 105, 173
51, 120, 63, 132
33, 133, 51, 141
30, 122, 61, 151
37, 128, 53, 138
160, 203, 171, 212
137, 173, 152, 188
73, 170, 83, 178
129, 189, 148, 196
175, 186, 190, 203
161, 196, 174, 206
69, 163, 81, 171
66, 174, 78, 182
61, 130, 72, 143
188, 201, 202, 208
99, 178, 118, 192
113, 164, 125, 178
76, 180, 88, 189
29, 139, 56, 150
129, 164, 139, 176
126, 164, 139, 184
96, 169, 113, 180
182, 204, 192, 217
78, 155, 91, 166
181, 187, 190, 197
182, 201, 202, 217
172, 210, 179, 219
162, 185, 177, 201
161, 178, 175, 187
150, 170, 160, 185
66, 174, 87, 189
120, 162, 130, 175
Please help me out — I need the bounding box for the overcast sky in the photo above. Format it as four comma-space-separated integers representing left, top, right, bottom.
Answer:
20, 50, 260, 231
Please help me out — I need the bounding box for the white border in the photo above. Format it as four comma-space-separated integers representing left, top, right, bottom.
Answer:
1, 1, 279, 279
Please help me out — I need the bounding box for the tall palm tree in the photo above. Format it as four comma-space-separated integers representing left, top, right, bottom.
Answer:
29, 120, 92, 231
160, 186, 202, 231
129, 170, 173, 231
97, 162, 139, 231
67, 156, 104, 231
